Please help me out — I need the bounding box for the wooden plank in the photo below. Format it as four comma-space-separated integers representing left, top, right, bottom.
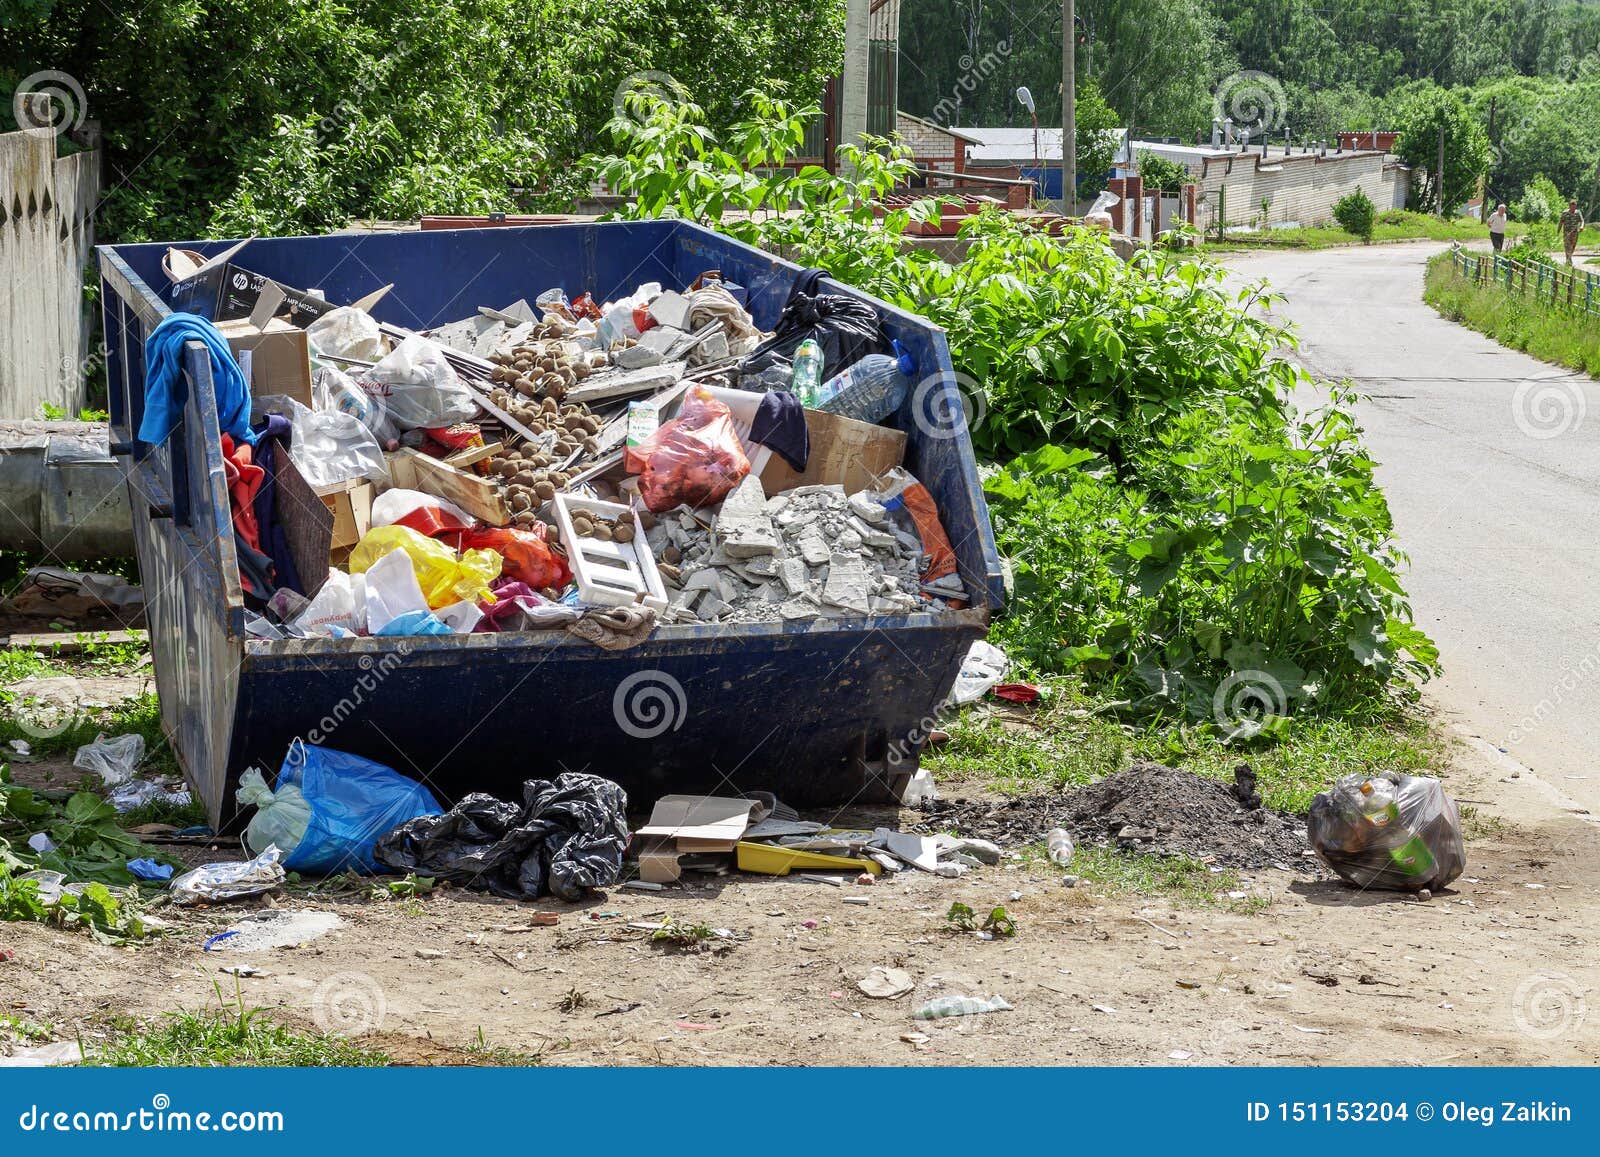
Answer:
391, 448, 509, 526
443, 440, 501, 470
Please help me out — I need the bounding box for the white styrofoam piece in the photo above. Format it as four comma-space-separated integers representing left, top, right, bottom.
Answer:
553, 493, 668, 612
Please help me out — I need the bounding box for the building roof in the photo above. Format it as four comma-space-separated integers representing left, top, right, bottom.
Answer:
895, 111, 983, 145
962, 126, 1128, 164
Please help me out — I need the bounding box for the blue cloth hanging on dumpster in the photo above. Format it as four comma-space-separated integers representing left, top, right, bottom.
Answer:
140, 312, 257, 448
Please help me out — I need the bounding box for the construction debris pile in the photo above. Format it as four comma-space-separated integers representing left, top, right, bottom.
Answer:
155, 243, 965, 644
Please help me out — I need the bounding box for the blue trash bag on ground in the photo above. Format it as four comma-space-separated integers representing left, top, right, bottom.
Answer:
263, 740, 442, 875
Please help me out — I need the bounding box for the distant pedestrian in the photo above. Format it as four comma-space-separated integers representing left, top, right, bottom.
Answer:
1488, 203, 1507, 252
1560, 200, 1585, 265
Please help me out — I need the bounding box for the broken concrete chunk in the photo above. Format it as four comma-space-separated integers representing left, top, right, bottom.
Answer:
798, 533, 832, 567
821, 551, 874, 615
614, 343, 665, 370
779, 557, 808, 596
837, 528, 863, 553
647, 289, 693, 332
848, 493, 889, 525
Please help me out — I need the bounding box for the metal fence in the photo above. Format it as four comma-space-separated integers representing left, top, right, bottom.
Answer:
0, 113, 100, 419
1452, 245, 1600, 320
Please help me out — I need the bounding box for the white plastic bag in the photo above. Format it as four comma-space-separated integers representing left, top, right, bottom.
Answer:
314, 366, 400, 447
307, 306, 387, 364
1084, 190, 1119, 231
363, 547, 430, 635
370, 487, 474, 530
236, 768, 312, 860
170, 847, 286, 906
72, 732, 145, 786
359, 335, 476, 430
293, 569, 367, 636
950, 640, 1008, 705
259, 394, 389, 489
434, 600, 484, 634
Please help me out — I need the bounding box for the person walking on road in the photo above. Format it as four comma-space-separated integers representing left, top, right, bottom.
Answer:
1488, 203, 1508, 252
1560, 200, 1585, 265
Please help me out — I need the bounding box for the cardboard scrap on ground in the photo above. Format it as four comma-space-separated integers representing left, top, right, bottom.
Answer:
635, 794, 757, 883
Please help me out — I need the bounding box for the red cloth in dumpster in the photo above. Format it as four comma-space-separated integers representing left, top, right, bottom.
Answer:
220, 435, 264, 552
626, 385, 751, 512
992, 683, 1040, 704
452, 527, 571, 591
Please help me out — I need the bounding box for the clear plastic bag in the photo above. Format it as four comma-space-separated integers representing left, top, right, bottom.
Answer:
306, 306, 387, 364
72, 732, 145, 786
257, 394, 389, 488
950, 640, 1008, 704
170, 847, 286, 905
1308, 770, 1466, 892
359, 335, 477, 431
362, 546, 431, 634
236, 767, 313, 861
314, 365, 400, 447
628, 385, 751, 512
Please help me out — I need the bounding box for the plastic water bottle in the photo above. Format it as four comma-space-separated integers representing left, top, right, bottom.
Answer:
814, 353, 914, 423
1046, 828, 1075, 866
791, 339, 824, 404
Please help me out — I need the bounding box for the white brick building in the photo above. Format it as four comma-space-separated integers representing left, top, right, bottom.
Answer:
1130, 140, 1411, 230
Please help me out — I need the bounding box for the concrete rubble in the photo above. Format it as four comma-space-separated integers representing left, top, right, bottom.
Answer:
646, 476, 937, 624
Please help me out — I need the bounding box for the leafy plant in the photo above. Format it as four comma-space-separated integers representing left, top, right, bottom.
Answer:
0, 860, 154, 944
945, 901, 1017, 937
1332, 188, 1376, 241
1137, 150, 1191, 194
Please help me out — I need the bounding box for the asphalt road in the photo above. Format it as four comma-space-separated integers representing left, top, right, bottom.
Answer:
1221, 242, 1600, 811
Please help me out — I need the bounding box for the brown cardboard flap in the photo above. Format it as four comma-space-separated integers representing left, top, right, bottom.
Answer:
758, 409, 906, 495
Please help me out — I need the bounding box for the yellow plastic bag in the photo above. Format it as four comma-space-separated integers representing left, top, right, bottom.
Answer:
349, 525, 501, 610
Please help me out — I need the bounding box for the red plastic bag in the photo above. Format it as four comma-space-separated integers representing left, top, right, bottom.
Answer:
628, 385, 751, 512
456, 527, 571, 591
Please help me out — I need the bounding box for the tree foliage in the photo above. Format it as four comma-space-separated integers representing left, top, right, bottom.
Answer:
1395, 85, 1491, 214
2, 0, 844, 241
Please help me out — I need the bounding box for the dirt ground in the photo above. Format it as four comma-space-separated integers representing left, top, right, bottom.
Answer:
4, 702, 1596, 1066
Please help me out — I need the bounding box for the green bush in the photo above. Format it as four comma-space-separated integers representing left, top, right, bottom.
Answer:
1332, 188, 1376, 240
1513, 175, 1565, 224
588, 91, 1439, 730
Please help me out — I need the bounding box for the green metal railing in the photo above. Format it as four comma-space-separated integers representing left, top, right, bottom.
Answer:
1452, 245, 1600, 319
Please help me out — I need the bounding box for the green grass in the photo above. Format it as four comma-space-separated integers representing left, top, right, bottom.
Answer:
925, 677, 1448, 815
0, 691, 177, 778
1202, 210, 1502, 251
1424, 251, 1600, 377
90, 991, 391, 1067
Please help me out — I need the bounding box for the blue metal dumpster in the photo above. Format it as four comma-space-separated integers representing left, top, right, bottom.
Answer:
97, 221, 1003, 826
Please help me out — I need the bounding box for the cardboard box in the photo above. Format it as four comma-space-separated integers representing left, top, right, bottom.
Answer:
759, 409, 907, 495
165, 239, 391, 327
316, 479, 374, 554
216, 316, 313, 408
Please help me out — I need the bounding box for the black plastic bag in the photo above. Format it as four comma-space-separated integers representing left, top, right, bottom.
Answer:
1308, 770, 1465, 892
740, 292, 887, 383
373, 772, 628, 900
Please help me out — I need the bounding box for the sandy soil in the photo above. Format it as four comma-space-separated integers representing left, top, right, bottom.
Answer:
4, 708, 1596, 1067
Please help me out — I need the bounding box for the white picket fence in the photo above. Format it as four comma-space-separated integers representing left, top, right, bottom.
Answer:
0, 120, 100, 419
